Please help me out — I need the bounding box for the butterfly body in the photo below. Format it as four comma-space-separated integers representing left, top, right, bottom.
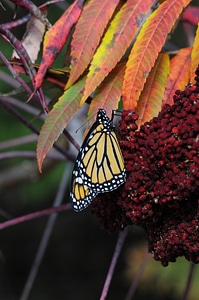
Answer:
70, 109, 126, 212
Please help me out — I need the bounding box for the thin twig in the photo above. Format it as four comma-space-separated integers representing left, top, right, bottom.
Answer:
0, 97, 75, 161
0, 25, 36, 85
3, 0, 61, 30
181, 263, 196, 300
0, 203, 71, 231
0, 24, 48, 111
0, 150, 65, 160
3, 13, 31, 30
20, 163, 71, 300
1, 95, 42, 116
0, 70, 20, 88
9, 0, 52, 28
0, 51, 36, 98
100, 227, 128, 300
0, 134, 37, 150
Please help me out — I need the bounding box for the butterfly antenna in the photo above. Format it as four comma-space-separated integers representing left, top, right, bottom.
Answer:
75, 112, 96, 133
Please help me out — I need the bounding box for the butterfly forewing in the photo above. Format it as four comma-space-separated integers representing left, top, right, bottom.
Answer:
70, 109, 126, 212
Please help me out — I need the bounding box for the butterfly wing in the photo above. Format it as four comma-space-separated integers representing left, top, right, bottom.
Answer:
70, 109, 126, 212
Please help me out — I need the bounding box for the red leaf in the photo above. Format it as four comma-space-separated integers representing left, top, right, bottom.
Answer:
122, 0, 191, 111
89, 62, 126, 118
163, 47, 191, 106
66, 0, 120, 89
136, 53, 170, 127
37, 78, 85, 172
79, 0, 154, 107
34, 0, 84, 90
190, 25, 199, 82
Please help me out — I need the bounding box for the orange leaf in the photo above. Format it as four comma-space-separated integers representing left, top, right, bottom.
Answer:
190, 25, 199, 82
122, 0, 191, 111
89, 62, 126, 118
79, 0, 154, 107
163, 47, 192, 106
37, 78, 85, 172
34, 0, 84, 90
66, 0, 120, 89
135, 53, 170, 128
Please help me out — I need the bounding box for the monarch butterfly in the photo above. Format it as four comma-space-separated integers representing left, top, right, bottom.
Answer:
70, 109, 126, 212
